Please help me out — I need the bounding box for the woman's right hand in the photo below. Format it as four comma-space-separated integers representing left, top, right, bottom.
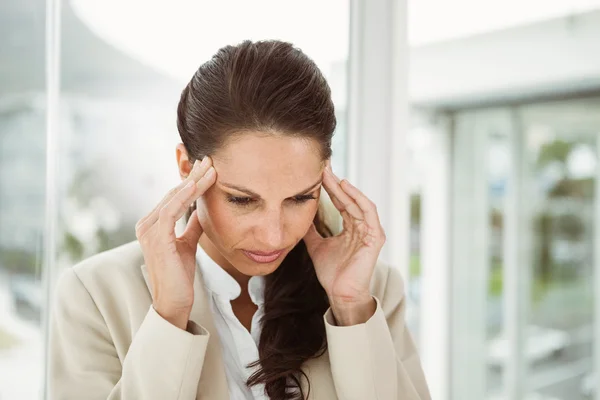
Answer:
135, 157, 216, 330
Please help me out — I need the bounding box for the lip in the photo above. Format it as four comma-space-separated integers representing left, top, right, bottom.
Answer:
242, 249, 285, 264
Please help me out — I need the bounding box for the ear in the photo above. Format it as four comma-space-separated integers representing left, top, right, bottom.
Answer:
175, 143, 193, 180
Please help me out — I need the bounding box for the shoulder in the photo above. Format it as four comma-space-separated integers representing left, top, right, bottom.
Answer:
52, 241, 152, 350
55, 241, 146, 302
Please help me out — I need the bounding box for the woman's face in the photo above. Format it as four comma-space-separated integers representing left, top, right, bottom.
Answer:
196, 133, 325, 277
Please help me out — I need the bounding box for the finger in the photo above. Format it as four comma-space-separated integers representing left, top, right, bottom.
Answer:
145, 157, 211, 222
188, 156, 214, 183
137, 183, 194, 240
157, 166, 216, 236
137, 158, 205, 233
322, 167, 363, 220
137, 157, 213, 236
322, 184, 344, 210
155, 180, 200, 236
340, 179, 382, 229
180, 209, 203, 247
302, 223, 323, 254
194, 164, 217, 196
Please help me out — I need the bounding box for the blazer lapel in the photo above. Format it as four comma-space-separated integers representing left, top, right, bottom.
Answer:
140, 263, 230, 400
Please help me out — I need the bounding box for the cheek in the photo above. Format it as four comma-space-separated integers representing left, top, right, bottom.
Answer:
197, 195, 239, 240
287, 201, 320, 238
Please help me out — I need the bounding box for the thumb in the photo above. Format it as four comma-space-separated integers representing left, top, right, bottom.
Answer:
181, 210, 204, 247
303, 223, 323, 254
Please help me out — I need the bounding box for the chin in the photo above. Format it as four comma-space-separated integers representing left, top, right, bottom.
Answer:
237, 258, 284, 276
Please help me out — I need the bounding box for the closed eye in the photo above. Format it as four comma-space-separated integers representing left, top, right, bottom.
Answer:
226, 194, 317, 207
227, 196, 255, 206
291, 194, 317, 203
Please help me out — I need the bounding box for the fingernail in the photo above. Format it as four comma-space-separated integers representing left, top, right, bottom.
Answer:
204, 166, 215, 178
200, 157, 209, 168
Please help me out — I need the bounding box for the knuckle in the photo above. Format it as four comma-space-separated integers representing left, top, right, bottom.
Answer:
174, 196, 187, 209
159, 205, 174, 220
172, 184, 187, 197
379, 228, 387, 242
135, 224, 146, 240
167, 187, 178, 198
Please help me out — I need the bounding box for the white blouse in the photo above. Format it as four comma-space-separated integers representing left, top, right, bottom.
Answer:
196, 244, 268, 400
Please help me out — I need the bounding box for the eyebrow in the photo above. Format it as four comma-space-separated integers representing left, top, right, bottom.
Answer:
220, 178, 323, 198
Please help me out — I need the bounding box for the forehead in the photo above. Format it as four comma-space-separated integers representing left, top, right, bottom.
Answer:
212, 133, 324, 190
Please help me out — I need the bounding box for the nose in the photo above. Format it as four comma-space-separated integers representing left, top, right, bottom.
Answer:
253, 208, 285, 250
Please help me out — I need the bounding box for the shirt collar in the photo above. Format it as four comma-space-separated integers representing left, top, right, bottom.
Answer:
196, 244, 265, 305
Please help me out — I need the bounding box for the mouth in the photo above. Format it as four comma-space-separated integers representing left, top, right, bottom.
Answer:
242, 249, 286, 264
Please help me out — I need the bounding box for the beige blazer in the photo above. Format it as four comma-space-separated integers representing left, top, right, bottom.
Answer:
48, 241, 431, 400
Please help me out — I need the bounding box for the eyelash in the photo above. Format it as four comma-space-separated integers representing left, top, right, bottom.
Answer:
227, 194, 317, 207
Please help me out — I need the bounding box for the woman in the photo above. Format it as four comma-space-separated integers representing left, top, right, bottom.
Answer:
49, 40, 430, 400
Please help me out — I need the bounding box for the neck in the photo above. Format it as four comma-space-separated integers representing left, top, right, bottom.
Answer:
198, 234, 251, 296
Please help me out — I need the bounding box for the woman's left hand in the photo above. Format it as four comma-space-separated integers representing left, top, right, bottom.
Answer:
303, 164, 386, 325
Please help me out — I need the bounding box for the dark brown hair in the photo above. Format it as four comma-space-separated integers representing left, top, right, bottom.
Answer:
177, 40, 336, 399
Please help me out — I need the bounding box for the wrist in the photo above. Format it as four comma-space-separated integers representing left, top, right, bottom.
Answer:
328, 295, 376, 326
153, 303, 191, 330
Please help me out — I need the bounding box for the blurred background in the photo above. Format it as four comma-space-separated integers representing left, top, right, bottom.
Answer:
1, 0, 600, 399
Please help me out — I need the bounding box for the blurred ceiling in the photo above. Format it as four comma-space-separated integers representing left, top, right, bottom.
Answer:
0, 0, 179, 97
410, 0, 600, 45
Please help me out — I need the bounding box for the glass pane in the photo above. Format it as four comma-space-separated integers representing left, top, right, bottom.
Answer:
0, 1, 46, 398
405, 111, 429, 346
451, 109, 507, 400
482, 110, 512, 399
518, 98, 600, 400
451, 107, 576, 400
